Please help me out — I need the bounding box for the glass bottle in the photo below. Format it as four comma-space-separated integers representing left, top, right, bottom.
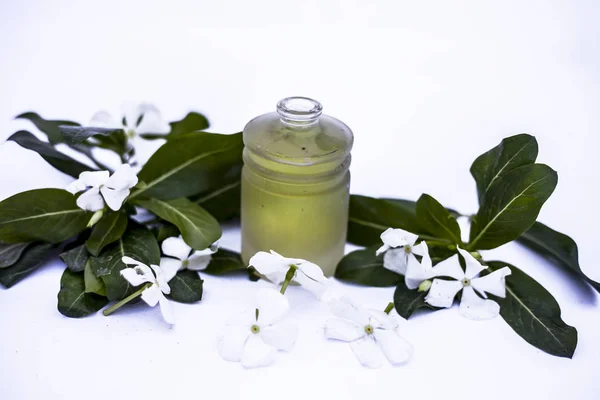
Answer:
241, 97, 354, 276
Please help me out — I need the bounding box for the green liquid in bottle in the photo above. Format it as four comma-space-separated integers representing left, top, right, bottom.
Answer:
241, 97, 354, 276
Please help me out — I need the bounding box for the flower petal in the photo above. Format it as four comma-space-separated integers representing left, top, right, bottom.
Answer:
218, 325, 250, 362
368, 310, 398, 330
161, 236, 192, 261
241, 334, 276, 368
150, 264, 171, 293
349, 336, 385, 369
100, 187, 130, 211
158, 292, 175, 324
66, 179, 87, 194
431, 254, 465, 281
255, 288, 289, 326
121, 102, 142, 130
104, 164, 138, 191
140, 284, 161, 307
120, 266, 154, 287
471, 266, 511, 298
79, 171, 110, 188
324, 318, 365, 342
383, 248, 408, 275
76, 188, 105, 211
459, 286, 501, 320
186, 253, 212, 271
380, 227, 418, 248
456, 246, 487, 279
248, 251, 288, 284
373, 329, 413, 365
424, 279, 463, 308
328, 297, 370, 326
405, 242, 435, 289
89, 111, 123, 129
375, 243, 390, 256
135, 104, 171, 134
260, 321, 298, 351
159, 257, 182, 282
293, 269, 330, 299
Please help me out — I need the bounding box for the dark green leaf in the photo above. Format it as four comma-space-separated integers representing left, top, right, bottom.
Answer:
85, 211, 128, 256
8, 131, 93, 178
169, 112, 210, 136
84, 260, 106, 296
393, 279, 438, 319
57, 268, 108, 318
203, 249, 246, 275
59, 244, 89, 272
334, 246, 401, 287
132, 132, 243, 200
15, 112, 80, 144
0, 189, 91, 244
89, 223, 160, 301
0, 243, 56, 288
0, 242, 29, 268
517, 222, 599, 293
469, 164, 557, 250
416, 194, 462, 244
59, 125, 124, 146
134, 197, 221, 250
484, 261, 577, 358
154, 223, 180, 242
191, 164, 242, 221
167, 270, 203, 303
471, 134, 538, 203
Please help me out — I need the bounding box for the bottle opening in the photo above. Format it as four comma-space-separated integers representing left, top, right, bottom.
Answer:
277, 97, 323, 124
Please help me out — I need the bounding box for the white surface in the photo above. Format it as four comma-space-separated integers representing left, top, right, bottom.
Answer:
1, 1, 600, 399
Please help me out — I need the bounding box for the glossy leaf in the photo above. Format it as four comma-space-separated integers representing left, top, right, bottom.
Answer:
0, 189, 91, 244
134, 197, 221, 250
203, 249, 246, 275
517, 222, 599, 293
132, 132, 243, 200
8, 131, 93, 178
0, 242, 29, 269
15, 112, 80, 144
191, 164, 242, 221
393, 280, 438, 319
416, 194, 462, 244
59, 244, 89, 272
155, 223, 180, 242
484, 261, 577, 358
469, 164, 557, 250
471, 134, 538, 203
167, 270, 203, 303
0, 243, 56, 288
84, 260, 106, 296
59, 125, 124, 146
89, 224, 160, 301
57, 268, 108, 318
334, 246, 402, 287
85, 211, 128, 256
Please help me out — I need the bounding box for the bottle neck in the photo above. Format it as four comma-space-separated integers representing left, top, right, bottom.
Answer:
277, 97, 323, 126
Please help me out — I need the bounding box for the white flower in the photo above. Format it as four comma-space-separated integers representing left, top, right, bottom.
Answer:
66, 164, 138, 211
159, 235, 218, 278
90, 102, 170, 138
120, 256, 175, 324
218, 288, 297, 368
324, 297, 413, 368
249, 250, 330, 298
418, 247, 512, 320
376, 228, 424, 275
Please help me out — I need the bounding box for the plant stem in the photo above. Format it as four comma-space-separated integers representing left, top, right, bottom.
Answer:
384, 302, 394, 314
103, 283, 151, 316
280, 266, 297, 295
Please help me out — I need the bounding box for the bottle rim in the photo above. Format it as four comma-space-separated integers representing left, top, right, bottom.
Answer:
276, 97, 323, 123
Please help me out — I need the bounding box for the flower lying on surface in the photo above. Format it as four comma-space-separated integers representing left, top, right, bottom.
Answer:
120, 256, 175, 324
324, 297, 413, 368
249, 250, 329, 298
66, 164, 137, 211
159, 235, 218, 279
90, 102, 170, 139
218, 288, 297, 368
409, 247, 512, 320
376, 228, 424, 275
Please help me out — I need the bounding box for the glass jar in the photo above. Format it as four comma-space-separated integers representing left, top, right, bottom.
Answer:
241, 97, 354, 276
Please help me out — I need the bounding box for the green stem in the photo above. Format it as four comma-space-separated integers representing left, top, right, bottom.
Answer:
103, 283, 151, 316
384, 302, 394, 314
280, 265, 297, 295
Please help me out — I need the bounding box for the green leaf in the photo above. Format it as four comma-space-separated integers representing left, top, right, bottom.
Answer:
393, 279, 438, 319
89, 223, 160, 301
517, 222, 600, 293
59, 244, 89, 272
85, 211, 128, 256
471, 134, 538, 203
334, 246, 402, 287
416, 194, 462, 244
15, 112, 80, 144
167, 270, 203, 303
0, 189, 91, 244
203, 249, 246, 275
0, 243, 56, 288
155, 223, 180, 242
170, 112, 210, 135
190, 165, 242, 221
132, 132, 243, 200
59, 125, 124, 146
57, 268, 108, 318
8, 131, 93, 178
484, 261, 577, 358
84, 260, 106, 296
0, 242, 29, 268
134, 197, 221, 250
469, 164, 557, 250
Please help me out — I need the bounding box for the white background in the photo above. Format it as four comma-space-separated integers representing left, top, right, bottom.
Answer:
1, 1, 599, 399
